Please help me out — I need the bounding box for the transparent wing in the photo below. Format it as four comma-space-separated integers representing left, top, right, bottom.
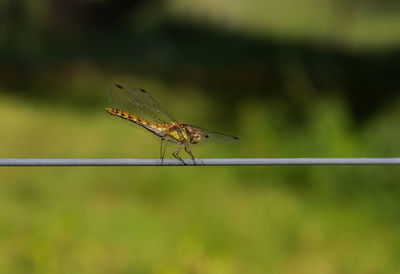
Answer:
206, 131, 240, 144
106, 83, 177, 124
192, 126, 240, 146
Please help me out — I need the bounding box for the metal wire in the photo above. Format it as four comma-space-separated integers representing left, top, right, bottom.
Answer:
0, 158, 399, 166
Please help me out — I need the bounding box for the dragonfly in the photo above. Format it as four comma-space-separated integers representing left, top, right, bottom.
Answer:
105, 84, 239, 165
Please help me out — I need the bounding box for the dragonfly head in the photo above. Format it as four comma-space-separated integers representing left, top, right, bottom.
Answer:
188, 127, 202, 144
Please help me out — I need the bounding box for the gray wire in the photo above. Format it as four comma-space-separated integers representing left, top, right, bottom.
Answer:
0, 158, 399, 166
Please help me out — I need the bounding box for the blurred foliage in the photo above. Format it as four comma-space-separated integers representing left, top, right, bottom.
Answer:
1, 0, 399, 122
0, 0, 400, 273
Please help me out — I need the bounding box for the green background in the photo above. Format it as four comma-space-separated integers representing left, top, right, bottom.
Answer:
1, 0, 400, 273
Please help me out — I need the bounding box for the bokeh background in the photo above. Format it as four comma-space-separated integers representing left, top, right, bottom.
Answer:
1, 0, 400, 273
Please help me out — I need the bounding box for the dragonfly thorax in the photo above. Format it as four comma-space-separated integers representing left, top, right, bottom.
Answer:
166, 123, 202, 144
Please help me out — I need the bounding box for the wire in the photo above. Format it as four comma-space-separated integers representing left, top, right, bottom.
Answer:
0, 158, 399, 166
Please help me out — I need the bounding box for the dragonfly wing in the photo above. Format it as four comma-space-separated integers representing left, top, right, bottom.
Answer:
206, 131, 240, 144
192, 126, 240, 145
107, 83, 177, 123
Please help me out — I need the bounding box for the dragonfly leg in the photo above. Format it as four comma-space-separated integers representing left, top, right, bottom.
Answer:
184, 144, 196, 166
172, 143, 185, 165
160, 138, 167, 165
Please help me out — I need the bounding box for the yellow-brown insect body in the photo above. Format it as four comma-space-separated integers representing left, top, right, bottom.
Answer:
105, 108, 199, 144
106, 83, 239, 165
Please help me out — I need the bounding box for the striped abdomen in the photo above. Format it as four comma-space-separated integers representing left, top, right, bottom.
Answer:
105, 108, 165, 137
